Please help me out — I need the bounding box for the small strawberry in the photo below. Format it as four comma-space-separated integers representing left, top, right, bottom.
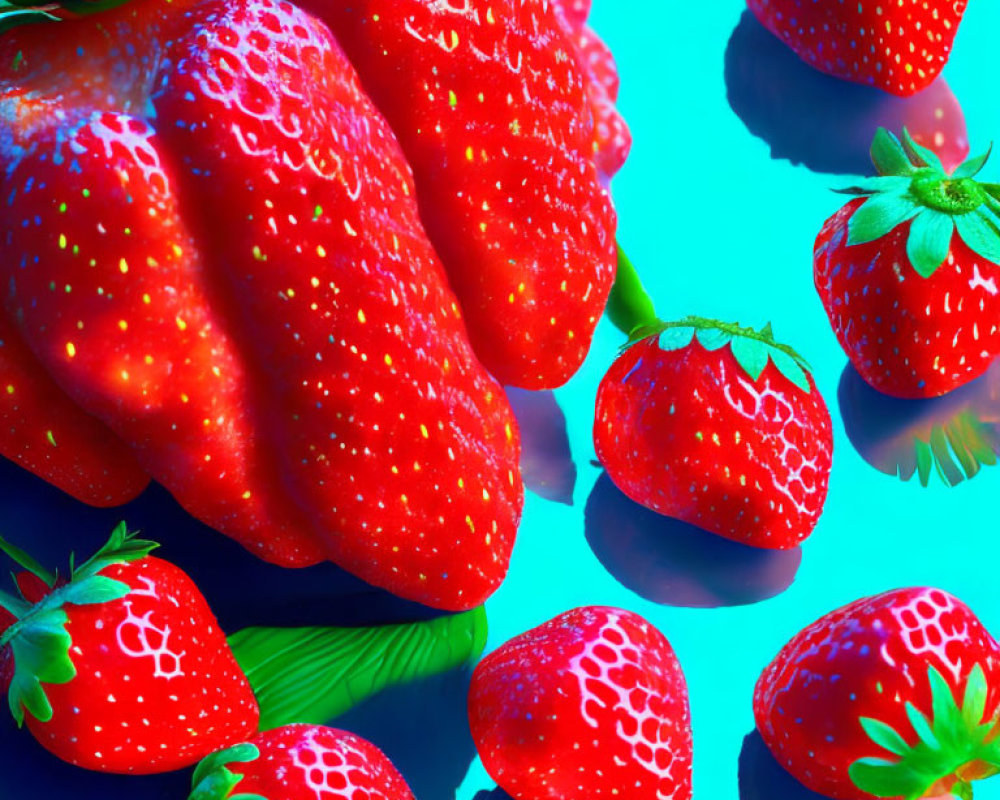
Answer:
0, 523, 259, 773
815, 128, 1000, 399
187, 724, 414, 800
754, 587, 1000, 800
593, 316, 833, 549
468, 605, 692, 800
746, 0, 968, 97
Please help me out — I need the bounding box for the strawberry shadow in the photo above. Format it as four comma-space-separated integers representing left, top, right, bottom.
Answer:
725, 11, 968, 175
0, 457, 442, 631
584, 472, 801, 608
738, 729, 829, 800
838, 360, 1000, 487
473, 789, 514, 800
505, 387, 576, 505
329, 667, 476, 800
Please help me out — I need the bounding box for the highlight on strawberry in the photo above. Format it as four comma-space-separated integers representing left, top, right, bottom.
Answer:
0, 523, 259, 774
594, 249, 834, 549
187, 725, 415, 800
746, 0, 968, 97
815, 128, 1000, 400
467, 605, 692, 800
754, 587, 1000, 800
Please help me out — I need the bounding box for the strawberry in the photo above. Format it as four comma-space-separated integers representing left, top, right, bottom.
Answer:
0, 523, 259, 773
187, 724, 414, 800
467, 605, 692, 800
310, 0, 626, 388
593, 316, 833, 549
745, 0, 968, 97
0, 0, 523, 611
754, 587, 1000, 800
815, 128, 1000, 400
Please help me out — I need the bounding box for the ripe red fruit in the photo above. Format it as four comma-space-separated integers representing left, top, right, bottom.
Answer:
468, 606, 692, 800
746, 0, 968, 97
754, 587, 1000, 800
594, 317, 833, 549
815, 128, 1000, 399
0, 0, 523, 611
188, 724, 414, 800
0, 524, 259, 773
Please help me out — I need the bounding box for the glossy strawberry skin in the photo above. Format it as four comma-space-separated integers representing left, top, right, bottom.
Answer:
312, 0, 624, 388
746, 0, 967, 97
468, 606, 692, 800
815, 199, 1000, 399
594, 337, 833, 549
753, 587, 1000, 800
20, 555, 258, 774
0, 0, 523, 611
222, 725, 414, 800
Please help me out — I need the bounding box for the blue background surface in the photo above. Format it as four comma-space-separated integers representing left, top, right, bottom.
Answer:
2, 2, 1000, 799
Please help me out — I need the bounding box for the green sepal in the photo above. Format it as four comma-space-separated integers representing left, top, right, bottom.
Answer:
0, 3, 59, 34
0, 523, 159, 726
849, 663, 1000, 799
871, 128, 919, 177
953, 145, 993, 180
605, 243, 659, 339
835, 176, 912, 196
906, 210, 955, 277
188, 743, 267, 800
902, 412, 1000, 488
229, 606, 487, 731
0, 538, 55, 588
639, 316, 813, 393
902, 129, 946, 174
847, 193, 919, 246
955, 211, 1000, 265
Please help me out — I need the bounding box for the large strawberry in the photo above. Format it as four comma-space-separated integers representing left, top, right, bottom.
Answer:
754, 587, 1000, 800
0, 0, 523, 611
187, 724, 414, 800
0, 523, 259, 773
745, 0, 968, 97
593, 316, 833, 549
815, 128, 1000, 400
310, 0, 628, 388
467, 605, 692, 800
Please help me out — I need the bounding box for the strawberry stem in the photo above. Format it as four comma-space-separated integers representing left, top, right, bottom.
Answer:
605, 242, 660, 338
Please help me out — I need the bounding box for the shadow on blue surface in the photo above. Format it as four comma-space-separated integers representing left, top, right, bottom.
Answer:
725, 11, 968, 175
739, 729, 829, 800
838, 360, 1000, 487
473, 788, 513, 800
505, 387, 576, 505
584, 472, 801, 608
0, 456, 442, 633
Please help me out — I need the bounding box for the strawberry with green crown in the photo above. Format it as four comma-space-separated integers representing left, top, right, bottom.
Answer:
595, 251, 833, 549
754, 587, 1000, 800
815, 128, 1000, 400
0, 523, 259, 773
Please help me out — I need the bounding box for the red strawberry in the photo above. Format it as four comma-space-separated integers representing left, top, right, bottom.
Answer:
468, 605, 692, 800
187, 724, 414, 800
0, 0, 523, 611
746, 0, 968, 97
593, 317, 833, 549
815, 128, 1000, 399
754, 587, 1000, 800
310, 0, 626, 388
0, 523, 259, 773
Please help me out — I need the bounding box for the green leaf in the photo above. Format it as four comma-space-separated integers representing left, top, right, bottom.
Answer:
961, 664, 988, 729
657, 326, 695, 351
188, 743, 264, 800
0, 538, 56, 588
954, 210, 1000, 265
768, 348, 810, 393
871, 128, 918, 176
906, 210, 955, 277
605, 243, 660, 338
847, 193, 919, 246
835, 176, 913, 196
952, 145, 993, 179
694, 327, 731, 351
860, 717, 911, 756
903, 128, 946, 174
229, 606, 488, 731
729, 335, 769, 381
849, 756, 923, 798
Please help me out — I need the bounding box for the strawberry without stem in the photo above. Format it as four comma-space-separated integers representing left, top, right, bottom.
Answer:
815, 129, 1000, 399
468, 606, 692, 800
746, 0, 968, 97
754, 587, 1000, 800
188, 725, 414, 800
594, 316, 833, 549
0, 523, 258, 773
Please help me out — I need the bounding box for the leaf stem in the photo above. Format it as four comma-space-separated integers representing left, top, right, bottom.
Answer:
605, 243, 660, 338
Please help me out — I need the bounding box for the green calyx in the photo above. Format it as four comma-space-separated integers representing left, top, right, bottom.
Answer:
631, 316, 813, 393
0, 0, 133, 33
841, 128, 1000, 278
850, 663, 1000, 799
188, 743, 268, 800
0, 522, 158, 726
